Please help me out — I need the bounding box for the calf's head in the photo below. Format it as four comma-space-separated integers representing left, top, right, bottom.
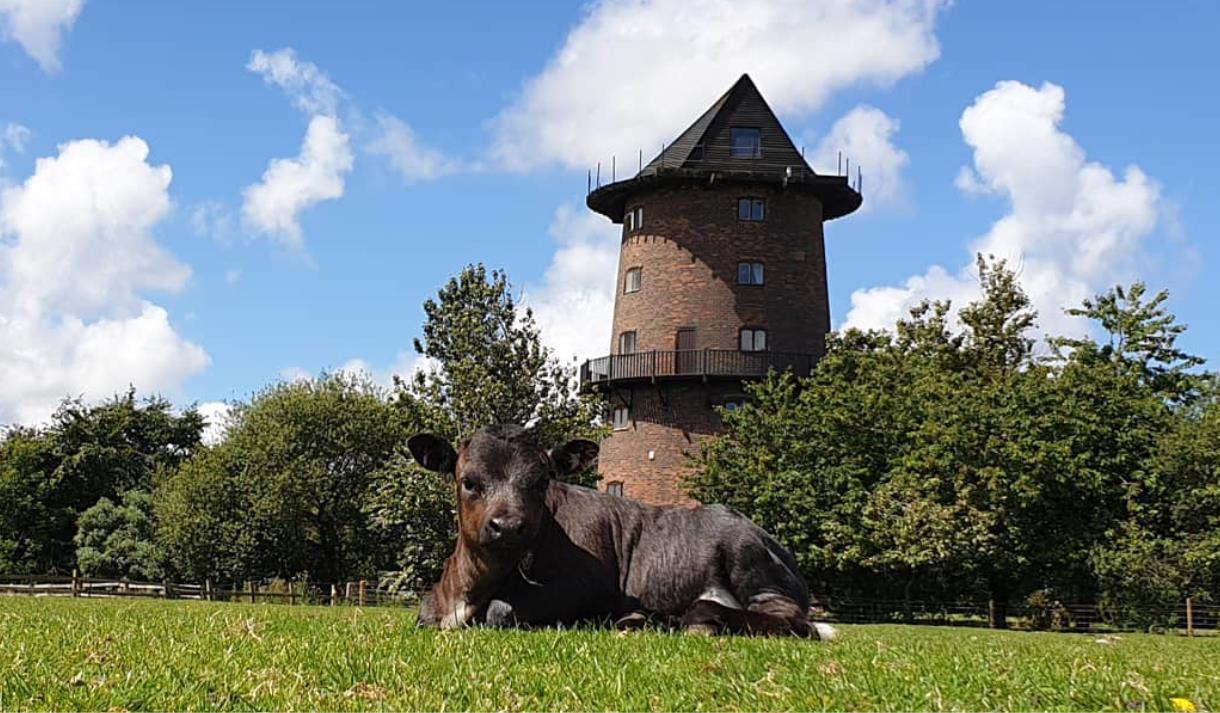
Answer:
408, 425, 598, 556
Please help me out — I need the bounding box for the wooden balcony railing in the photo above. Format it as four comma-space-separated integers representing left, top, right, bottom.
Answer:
579, 349, 816, 391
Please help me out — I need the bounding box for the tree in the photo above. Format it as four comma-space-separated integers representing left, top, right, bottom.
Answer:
364, 453, 456, 593
1053, 282, 1204, 403
0, 392, 203, 574
689, 256, 1210, 622
74, 490, 163, 580
396, 264, 605, 484
156, 373, 409, 583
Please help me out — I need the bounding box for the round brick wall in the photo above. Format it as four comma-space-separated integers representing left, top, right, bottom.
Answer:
597, 180, 831, 506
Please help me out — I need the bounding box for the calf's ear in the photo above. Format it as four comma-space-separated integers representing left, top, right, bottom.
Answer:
408, 433, 458, 474
549, 439, 599, 478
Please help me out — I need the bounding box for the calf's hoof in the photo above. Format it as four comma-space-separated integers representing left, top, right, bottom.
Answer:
483, 599, 518, 628
614, 612, 648, 631
683, 623, 719, 636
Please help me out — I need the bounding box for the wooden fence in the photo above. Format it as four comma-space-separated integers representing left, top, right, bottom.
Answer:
2, 573, 1214, 635
809, 596, 1220, 635
0, 573, 415, 607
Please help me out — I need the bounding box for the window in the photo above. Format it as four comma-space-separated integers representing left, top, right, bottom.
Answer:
738, 198, 765, 221
737, 262, 764, 286
730, 128, 762, 158
625, 206, 644, 232
722, 399, 746, 413
740, 328, 767, 352
624, 267, 642, 293
619, 330, 637, 354
612, 407, 630, 430
607, 481, 624, 497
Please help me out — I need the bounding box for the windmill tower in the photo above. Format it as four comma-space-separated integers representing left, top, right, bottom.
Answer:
580, 74, 862, 505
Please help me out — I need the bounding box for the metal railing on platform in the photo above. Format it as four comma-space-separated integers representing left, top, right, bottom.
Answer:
580, 349, 815, 390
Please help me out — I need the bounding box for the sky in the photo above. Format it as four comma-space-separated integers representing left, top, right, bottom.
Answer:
1, 0, 1217, 438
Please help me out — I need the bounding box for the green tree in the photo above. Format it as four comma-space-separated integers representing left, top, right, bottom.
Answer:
156, 373, 409, 583
1053, 282, 1204, 402
74, 490, 163, 580
396, 263, 605, 484
0, 392, 203, 574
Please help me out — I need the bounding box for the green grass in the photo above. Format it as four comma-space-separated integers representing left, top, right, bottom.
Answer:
0, 597, 1215, 711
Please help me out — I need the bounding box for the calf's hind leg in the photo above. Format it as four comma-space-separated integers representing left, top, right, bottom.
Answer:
680, 596, 812, 637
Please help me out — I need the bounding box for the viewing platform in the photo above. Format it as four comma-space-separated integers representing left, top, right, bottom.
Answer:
579, 349, 816, 393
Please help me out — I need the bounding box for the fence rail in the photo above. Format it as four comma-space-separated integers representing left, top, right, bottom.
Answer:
809, 597, 1220, 635
580, 349, 815, 390
2, 574, 1213, 635
0, 573, 415, 607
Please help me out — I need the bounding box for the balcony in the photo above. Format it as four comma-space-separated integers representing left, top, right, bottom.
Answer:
579, 349, 816, 392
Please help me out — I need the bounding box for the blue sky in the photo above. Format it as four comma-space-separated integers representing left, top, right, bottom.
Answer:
1, 0, 1217, 430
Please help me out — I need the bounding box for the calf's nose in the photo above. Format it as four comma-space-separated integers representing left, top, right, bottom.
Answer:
484, 516, 525, 543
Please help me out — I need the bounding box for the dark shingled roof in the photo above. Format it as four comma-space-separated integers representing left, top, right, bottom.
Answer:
641, 73, 811, 176
588, 74, 861, 222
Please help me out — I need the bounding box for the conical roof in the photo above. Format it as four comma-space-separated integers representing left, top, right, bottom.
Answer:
587, 74, 862, 222
641, 74, 811, 175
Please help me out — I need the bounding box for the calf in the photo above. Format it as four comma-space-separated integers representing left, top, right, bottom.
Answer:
409, 424, 833, 638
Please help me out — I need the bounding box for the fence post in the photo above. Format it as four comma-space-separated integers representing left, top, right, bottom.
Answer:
163, 579, 172, 599
248, 580, 256, 605
205, 579, 212, 602
345, 581, 353, 603
358, 580, 367, 607
289, 581, 297, 606
72, 569, 79, 598
330, 583, 338, 607
1186, 597, 1194, 637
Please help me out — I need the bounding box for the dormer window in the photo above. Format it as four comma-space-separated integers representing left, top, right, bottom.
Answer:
730, 128, 762, 158
738, 198, 765, 221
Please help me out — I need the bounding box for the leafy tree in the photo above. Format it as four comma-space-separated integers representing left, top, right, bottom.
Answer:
396, 264, 605, 480
690, 256, 1213, 622
1053, 282, 1204, 402
0, 392, 203, 574
364, 453, 455, 593
156, 373, 409, 583
74, 490, 163, 580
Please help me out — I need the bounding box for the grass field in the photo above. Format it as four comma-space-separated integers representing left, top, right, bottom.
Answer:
0, 597, 1215, 711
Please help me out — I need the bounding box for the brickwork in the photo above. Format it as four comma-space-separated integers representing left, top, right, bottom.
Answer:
597, 180, 831, 506
609, 183, 829, 355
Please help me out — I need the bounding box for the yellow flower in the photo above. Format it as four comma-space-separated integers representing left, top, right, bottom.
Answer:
1170, 697, 1197, 713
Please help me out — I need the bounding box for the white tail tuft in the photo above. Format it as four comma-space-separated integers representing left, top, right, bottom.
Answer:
812, 622, 838, 641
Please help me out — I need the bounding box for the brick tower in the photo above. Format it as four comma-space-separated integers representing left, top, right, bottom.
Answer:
580, 74, 862, 506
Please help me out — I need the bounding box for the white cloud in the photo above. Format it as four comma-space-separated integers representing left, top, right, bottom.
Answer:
3, 122, 30, 153
0, 0, 83, 72
278, 366, 312, 383
281, 352, 431, 390
0, 136, 209, 426
367, 113, 460, 184
247, 48, 341, 117
241, 114, 353, 251
811, 106, 908, 210
844, 81, 1165, 340
190, 200, 236, 245
523, 203, 621, 365
197, 401, 232, 446
242, 49, 356, 252
491, 0, 945, 171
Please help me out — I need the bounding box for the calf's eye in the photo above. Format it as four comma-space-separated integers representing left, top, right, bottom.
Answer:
461, 477, 481, 495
